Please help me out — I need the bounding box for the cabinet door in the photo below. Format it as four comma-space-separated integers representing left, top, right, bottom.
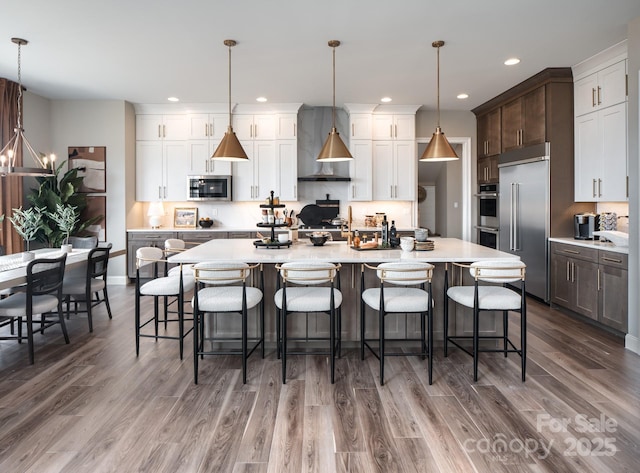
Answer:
599, 265, 628, 332
163, 141, 189, 201
234, 115, 255, 141
550, 252, 572, 307
348, 140, 373, 201
501, 98, 522, 151
254, 141, 277, 200
232, 141, 255, 201
477, 156, 490, 185
188, 141, 232, 175
393, 141, 416, 200
349, 114, 372, 139
136, 141, 164, 201
187, 114, 210, 140
574, 73, 599, 117
477, 108, 501, 157
162, 115, 187, 140
372, 115, 394, 140
600, 103, 627, 201
372, 141, 394, 200
136, 115, 163, 141
487, 156, 499, 183
276, 114, 297, 139
522, 87, 546, 147
394, 115, 415, 140
573, 258, 599, 320
598, 60, 627, 109
277, 141, 298, 201
574, 113, 600, 201
253, 115, 275, 140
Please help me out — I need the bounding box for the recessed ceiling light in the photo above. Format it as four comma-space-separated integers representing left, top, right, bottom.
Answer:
256, 97, 267, 102
457, 93, 469, 99
380, 97, 392, 103
504, 58, 520, 66
167, 97, 179, 102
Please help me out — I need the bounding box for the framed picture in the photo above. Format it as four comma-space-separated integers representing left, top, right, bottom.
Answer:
79, 195, 106, 241
174, 207, 198, 228
68, 146, 106, 193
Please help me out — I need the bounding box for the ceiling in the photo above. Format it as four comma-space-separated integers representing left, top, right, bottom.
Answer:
1, 0, 639, 113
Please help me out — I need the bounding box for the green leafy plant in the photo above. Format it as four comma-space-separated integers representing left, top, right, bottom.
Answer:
27, 160, 102, 247
8, 207, 44, 252
47, 204, 79, 246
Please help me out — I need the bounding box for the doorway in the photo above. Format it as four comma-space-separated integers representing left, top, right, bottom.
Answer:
416, 140, 471, 240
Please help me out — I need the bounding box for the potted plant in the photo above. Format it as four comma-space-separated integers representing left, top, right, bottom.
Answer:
8, 207, 44, 261
48, 203, 79, 253
27, 160, 102, 248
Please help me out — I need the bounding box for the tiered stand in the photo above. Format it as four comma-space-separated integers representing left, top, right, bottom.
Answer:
253, 191, 291, 249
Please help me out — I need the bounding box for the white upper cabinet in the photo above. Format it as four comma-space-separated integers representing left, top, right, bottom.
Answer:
186, 113, 228, 141
233, 114, 276, 141
275, 114, 298, 139
373, 114, 415, 140
136, 114, 187, 141
348, 140, 373, 201
349, 114, 372, 140
136, 141, 189, 201
574, 59, 627, 117
232, 141, 277, 202
372, 141, 416, 201
187, 141, 232, 176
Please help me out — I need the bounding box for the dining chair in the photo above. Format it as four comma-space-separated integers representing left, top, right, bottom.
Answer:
360, 261, 435, 385
444, 260, 527, 382
135, 246, 195, 359
68, 235, 99, 249
62, 243, 113, 332
0, 254, 69, 364
275, 261, 342, 384
191, 261, 264, 384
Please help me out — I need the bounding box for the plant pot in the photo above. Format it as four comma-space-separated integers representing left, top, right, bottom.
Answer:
61, 244, 73, 254
22, 251, 35, 262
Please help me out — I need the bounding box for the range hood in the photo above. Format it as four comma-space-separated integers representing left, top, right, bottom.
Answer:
298, 162, 351, 182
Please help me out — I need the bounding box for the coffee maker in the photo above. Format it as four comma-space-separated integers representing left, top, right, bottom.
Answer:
574, 213, 599, 240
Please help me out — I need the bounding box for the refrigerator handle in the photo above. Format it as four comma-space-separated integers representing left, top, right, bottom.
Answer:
509, 183, 515, 251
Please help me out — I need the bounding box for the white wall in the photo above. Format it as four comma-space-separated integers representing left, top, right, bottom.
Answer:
48, 100, 134, 284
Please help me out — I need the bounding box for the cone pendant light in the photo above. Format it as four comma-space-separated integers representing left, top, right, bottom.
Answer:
420, 40, 458, 162
211, 39, 248, 161
317, 40, 353, 162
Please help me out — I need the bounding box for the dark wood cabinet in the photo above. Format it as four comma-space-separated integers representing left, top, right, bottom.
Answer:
550, 242, 628, 333
127, 231, 176, 279
501, 86, 546, 152
477, 155, 499, 184
477, 108, 501, 158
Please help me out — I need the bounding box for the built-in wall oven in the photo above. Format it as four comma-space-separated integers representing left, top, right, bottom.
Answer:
476, 183, 499, 249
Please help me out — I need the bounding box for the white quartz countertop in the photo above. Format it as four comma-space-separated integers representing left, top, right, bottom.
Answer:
127, 227, 256, 233
549, 237, 629, 254
167, 237, 520, 264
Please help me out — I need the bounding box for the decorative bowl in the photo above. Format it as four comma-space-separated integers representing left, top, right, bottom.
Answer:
309, 235, 328, 246
198, 219, 214, 228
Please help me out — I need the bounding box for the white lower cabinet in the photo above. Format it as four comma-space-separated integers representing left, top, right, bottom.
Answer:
372, 140, 416, 201
574, 102, 627, 202
232, 141, 276, 201
136, 141, 189, 201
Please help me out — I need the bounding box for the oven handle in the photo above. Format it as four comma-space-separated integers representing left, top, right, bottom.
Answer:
476, 226, 499, 234
474, 193, 499, 198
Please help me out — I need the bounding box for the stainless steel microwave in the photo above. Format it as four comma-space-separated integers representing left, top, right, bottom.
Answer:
187, 175, 232, 201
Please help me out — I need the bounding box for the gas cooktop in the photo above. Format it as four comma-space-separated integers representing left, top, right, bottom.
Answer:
298, 224, 342, 230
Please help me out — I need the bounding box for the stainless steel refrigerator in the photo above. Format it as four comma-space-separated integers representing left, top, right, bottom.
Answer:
499, 143, 550, 302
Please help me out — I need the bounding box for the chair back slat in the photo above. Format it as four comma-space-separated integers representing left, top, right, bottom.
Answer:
88, 243, 112, 278
193, 261, 251, 285
136, 247, 164, 269
469, 260, 526, 283
27, 255, 67, 296
374, 262, 434, 286
68, 236, 98, 249
277, 261, 339, 285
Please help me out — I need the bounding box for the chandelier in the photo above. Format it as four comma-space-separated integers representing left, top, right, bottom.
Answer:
0, 38, 55, 177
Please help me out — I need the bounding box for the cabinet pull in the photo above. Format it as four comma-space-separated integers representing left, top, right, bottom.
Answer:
205, 124, 209, 137
598, 178, 602, 197
592, 88, 596, 107
562, 249, 580, 254
254, 124, 258, 137
597, 268, 601, 291
592, 179, 597, 198
566, 261, 570, 281
390, 185, 393, 198
394, 124, 398, 138
352, 184, 355, 198
163, 125, 166, 138
571, 262, 575, 283
394, 185, 398, 198
294, 184, 297, 199
293, 123, 296, 137
389, 124, 393, 138
158, 124, 162, 138
602, 257, 622, 264
158, 186, 162, 199
352, 124, 355, 137
597, 86, 601, 105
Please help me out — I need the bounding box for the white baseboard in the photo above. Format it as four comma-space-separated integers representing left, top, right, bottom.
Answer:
625, 333, 640, 355
107, 276, 129, 286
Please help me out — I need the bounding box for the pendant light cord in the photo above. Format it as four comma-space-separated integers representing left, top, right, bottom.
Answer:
332, 44, 336, 129
436, 43, 440, 128
16, 41, 23, 130
228, 43, 232, 125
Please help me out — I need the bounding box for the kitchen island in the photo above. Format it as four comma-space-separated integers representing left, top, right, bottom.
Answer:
168, 238, 520, 344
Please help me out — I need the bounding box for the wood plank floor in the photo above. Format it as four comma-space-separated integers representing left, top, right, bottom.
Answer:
1, 284, 639, 472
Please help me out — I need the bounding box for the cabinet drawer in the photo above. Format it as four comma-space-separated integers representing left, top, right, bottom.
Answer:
551, 242, 598, 262
599, 251, 627, 269
130, 232, 176, 244
228, 232, 254, 239
177, 231, 227, 242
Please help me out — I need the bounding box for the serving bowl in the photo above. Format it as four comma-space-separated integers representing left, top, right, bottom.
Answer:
198, 219, 214, 228
309, 235, 328, 246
